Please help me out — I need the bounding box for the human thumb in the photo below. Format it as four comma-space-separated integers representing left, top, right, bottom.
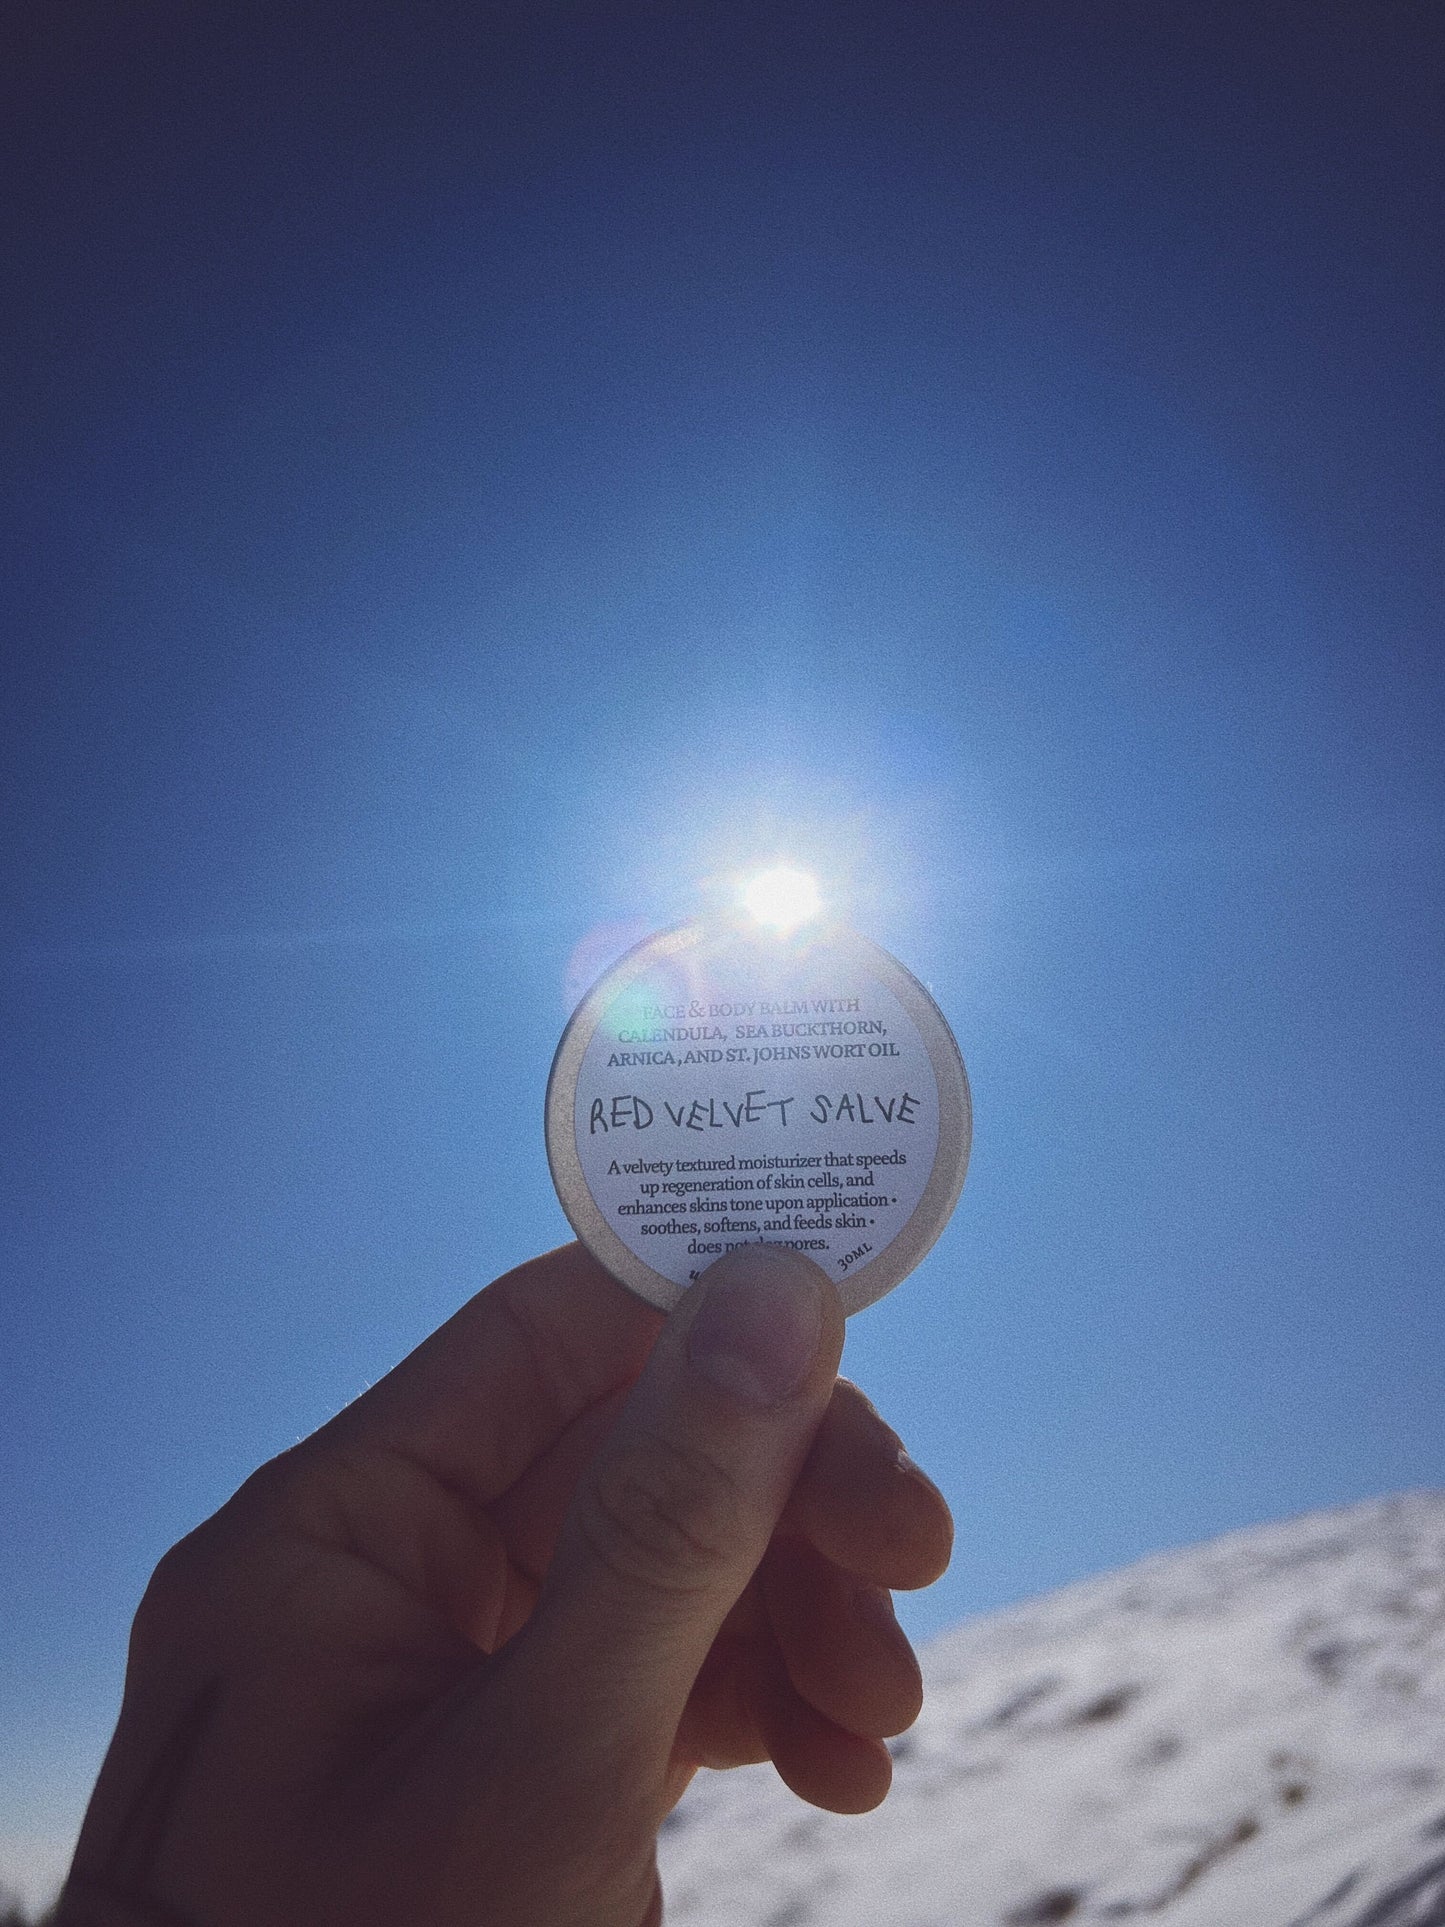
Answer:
499, 1243, 842, 1781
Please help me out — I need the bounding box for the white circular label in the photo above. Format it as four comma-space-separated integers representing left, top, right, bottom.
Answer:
547, 922, 970, 1314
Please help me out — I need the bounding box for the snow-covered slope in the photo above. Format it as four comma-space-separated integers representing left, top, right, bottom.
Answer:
659, 1493, 1445, 1926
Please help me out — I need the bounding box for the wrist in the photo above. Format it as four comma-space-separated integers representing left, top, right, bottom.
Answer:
52, 1881, 197, 1927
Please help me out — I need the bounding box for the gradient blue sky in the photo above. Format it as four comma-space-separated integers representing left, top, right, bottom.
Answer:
3, 2, 1442, 1905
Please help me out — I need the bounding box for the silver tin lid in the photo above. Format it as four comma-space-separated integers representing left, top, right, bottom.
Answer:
546, 917, 970, 1315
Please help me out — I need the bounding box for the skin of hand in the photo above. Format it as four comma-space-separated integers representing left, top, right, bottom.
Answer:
57, 1240, 953, 1927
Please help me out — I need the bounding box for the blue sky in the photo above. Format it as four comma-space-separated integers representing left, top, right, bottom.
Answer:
2, 2, 1442, 1905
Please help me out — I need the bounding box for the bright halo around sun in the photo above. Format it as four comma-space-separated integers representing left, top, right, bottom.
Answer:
740, 864, 824, 934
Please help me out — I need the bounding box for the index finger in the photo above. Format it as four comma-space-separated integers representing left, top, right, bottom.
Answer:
319, 1242, 664, 1505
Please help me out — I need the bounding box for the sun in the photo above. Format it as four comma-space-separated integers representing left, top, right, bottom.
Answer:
739, 864, 824, 934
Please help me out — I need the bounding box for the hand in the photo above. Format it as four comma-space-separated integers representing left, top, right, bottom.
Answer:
59, 1242, 952, 1927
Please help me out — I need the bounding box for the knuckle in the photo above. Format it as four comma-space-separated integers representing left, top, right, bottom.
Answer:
132, 1529, 210, 1647
232, 1442, 311, 1518
582, 1432, 745, 1597
137, 1540, 189, 1617
132, 1448, 308, 1641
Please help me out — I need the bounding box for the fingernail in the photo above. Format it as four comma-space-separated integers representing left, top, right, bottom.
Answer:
688, 1245, 826, 1407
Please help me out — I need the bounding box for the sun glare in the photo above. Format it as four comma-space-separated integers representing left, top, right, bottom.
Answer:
740, 864, 824, 934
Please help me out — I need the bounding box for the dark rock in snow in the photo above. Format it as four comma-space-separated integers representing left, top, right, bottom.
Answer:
661, 1493, 1445, 1925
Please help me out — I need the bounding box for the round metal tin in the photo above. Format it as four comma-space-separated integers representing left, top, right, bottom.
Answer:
546, 919, 970, 1315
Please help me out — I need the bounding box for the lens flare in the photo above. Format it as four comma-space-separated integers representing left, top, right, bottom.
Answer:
740, 865, 824, 934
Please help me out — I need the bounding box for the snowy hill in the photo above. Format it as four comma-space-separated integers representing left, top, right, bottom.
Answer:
659, 1493, 1445, 1927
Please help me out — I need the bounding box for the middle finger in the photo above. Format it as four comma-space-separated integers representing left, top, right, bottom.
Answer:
784, 1378, 953, 1589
